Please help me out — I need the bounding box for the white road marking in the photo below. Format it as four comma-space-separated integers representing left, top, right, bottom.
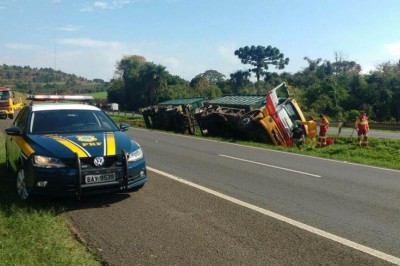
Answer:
147, 166, 400, 265
219, 154, 322, 178
134, 127, 400, 173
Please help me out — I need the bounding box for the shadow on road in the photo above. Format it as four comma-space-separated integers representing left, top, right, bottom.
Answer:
0, 162, 138, 215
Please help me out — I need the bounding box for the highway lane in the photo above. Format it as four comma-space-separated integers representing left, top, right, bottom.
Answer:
129, 128, 400, 259
1, 118, 399, 265
65, 171, 390, 265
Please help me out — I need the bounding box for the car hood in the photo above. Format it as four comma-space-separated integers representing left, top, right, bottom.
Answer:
26, 131, 140, 158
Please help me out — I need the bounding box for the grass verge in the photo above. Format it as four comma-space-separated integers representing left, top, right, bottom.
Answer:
0, 134, 99, 265
84, 91, 107, 99
231, 136, 400, 170
109, 114, 145, 128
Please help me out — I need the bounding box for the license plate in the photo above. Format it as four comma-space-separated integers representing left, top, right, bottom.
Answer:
85, 173, 116, 184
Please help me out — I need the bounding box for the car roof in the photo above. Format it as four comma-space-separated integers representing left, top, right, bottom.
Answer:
31, 103, 100, 112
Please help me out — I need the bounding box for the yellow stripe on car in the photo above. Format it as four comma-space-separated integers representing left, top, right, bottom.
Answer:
106, 132, 116, 156
51, 136, 91, 158
14, 136, 34, 157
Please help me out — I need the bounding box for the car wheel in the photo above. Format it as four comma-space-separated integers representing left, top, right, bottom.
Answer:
16, 167, 29, 200
8, 114, 13, 119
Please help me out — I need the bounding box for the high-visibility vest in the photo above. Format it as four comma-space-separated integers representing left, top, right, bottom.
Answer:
355, 115, 369, 129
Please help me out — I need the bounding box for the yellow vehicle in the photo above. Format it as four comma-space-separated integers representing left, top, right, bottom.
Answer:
195, 82, 308, 147
0, 85, 23, 119
258, 83, 307, 146
237, 82, 307, 147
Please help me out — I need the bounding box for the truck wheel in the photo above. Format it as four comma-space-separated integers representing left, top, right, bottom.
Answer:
8, 114, 13, 119
16, 167, 29, 200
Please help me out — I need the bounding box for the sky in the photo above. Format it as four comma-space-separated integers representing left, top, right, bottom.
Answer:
1, 0, 400, 82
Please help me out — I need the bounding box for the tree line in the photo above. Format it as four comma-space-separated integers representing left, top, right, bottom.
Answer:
107, 46, 400, 122
0, 64, 108, 94
2, 45, 399, 122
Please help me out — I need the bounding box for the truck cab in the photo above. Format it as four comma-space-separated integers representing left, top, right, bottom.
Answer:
254, 83, 307, 147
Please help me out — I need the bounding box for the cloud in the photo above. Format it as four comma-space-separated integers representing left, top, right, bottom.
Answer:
56, 24, 82, 32
80, 0, 141, 12
79, 6, 93, 12
217, 44, 240, 65
52, 38, 130, 79
385, 43, 400, 57
215, 43, 245, 76
58, 38, 124, 50
4, 43, 40, 50
2, 38, 244, 81
360, 64, 374, 74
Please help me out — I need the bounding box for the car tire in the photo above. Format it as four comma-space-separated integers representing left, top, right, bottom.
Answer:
8, 114, 13, 119
16, 167, 29, 200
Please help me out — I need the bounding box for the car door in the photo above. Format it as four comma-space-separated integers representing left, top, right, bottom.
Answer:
7, 106, 30, 171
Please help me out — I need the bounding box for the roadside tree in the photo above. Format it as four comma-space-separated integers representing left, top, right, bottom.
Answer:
234, 45, 289, 93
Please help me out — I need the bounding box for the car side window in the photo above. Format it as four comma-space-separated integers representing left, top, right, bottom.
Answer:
14, 107, 29, 132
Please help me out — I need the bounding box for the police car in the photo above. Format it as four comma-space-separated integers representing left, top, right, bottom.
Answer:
4, 95, 147, 200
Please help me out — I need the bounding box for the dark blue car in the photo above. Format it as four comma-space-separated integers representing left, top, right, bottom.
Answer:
5, 95, 147, 200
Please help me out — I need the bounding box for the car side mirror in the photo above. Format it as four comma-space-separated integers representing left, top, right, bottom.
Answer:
5, 126, 23, 136
119, 123, 130, 131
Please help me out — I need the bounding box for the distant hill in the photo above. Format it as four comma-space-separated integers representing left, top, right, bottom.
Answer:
0, 64, 108, 94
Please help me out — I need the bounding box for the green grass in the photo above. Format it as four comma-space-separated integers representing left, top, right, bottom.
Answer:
109, 114, 145, 128
0, 135, 99, 266
84, 91, 107, 99
231, 136, 400, 170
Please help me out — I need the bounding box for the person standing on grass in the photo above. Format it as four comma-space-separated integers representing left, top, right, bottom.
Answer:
301, 116, 317, 150
318, 114, 329, 147
355, 111, 369, 147
291, 122, 305, 150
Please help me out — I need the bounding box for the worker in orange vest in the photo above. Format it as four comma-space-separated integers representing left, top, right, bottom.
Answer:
355, 111, 369, 147
301, 116, 317, 149
318, 114, 329, 147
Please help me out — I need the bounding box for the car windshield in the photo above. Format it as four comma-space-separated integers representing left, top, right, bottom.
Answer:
30, 109, 119, 134
0, 91, 10, 100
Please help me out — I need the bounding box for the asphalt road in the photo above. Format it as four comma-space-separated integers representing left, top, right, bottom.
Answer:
71, 128, 399, 265
1, 119, 399, 265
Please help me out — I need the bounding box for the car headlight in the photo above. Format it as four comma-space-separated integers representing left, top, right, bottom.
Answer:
33, 155, 65, 168
127, 148, 143, 162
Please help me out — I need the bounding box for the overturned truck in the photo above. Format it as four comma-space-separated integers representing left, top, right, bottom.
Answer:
194, 83, 307, 147
142, 83, 307, 147
142, 97, 205, 134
